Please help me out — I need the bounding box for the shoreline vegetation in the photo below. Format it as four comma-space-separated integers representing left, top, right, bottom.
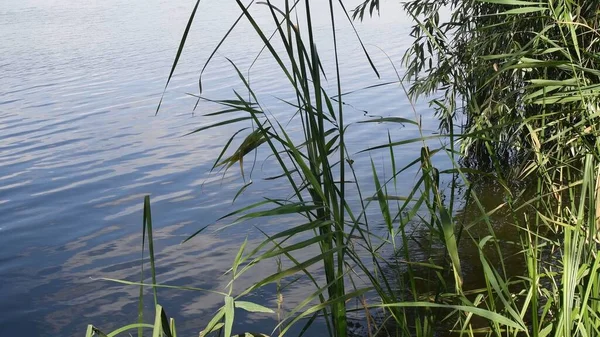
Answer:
87, 1, 600, 336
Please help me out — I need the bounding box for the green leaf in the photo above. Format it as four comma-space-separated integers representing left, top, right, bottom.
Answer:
232, 237, 248, 277
215, 127, 270, 179
235, 301, 275, 313
143, 196, 159, 307
376, 302, 526, 330
241, 246, 346, 296
200, 313, 225, 337
107, 324, 154, 337
224, 296, 235, 337
156, 0, 201, 114
539, 323, 553, 337
359, 135, 443, 153
233, 202, 322, 224
358, 117, 418, 125
95, 277, 228, 296
181, 224, 209, 244
233, 181, 253, 203
185, 117, 253, 136
255, 232, 336, 261
440, 206, 463, 290
365, 195, 410, 201
170, 318, 177, 337
279, 288, 371, 335
529, 78, 579, 86
502, 7, 547, 14
371, 159, 393, 237
477, 0, 542, 5
85, 325, 95, 337
152, 305, 163, 337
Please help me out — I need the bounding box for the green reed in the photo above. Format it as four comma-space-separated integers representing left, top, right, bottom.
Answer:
86, 0, 600, 337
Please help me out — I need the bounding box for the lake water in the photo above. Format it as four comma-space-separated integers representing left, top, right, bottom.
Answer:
0, 1, 450, 336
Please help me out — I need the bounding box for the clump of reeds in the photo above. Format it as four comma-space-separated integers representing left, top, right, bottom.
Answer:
86, 1, 600, 337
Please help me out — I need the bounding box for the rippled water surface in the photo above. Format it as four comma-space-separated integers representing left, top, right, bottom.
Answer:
0, 1, 441, 336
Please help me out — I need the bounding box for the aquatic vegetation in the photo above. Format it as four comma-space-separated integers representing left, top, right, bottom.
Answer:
86, 1, 600, 337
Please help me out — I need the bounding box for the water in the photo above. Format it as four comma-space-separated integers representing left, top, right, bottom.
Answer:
0, 1, 446, 336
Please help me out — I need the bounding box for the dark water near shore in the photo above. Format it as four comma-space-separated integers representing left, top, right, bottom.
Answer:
0, 1, 471, 336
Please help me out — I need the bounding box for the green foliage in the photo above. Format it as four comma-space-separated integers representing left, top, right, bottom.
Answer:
86, 1, 600, 337
399, 0, 600, 169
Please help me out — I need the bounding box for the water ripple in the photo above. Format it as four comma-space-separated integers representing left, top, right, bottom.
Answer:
0, 0, 419, 336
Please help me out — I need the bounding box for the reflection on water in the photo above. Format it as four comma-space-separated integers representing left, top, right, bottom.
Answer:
1, 0, 441, 336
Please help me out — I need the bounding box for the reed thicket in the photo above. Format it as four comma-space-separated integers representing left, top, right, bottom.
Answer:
87, 1, 600, 336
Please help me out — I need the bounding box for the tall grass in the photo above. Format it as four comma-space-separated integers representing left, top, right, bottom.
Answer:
86, 1, 600, 337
